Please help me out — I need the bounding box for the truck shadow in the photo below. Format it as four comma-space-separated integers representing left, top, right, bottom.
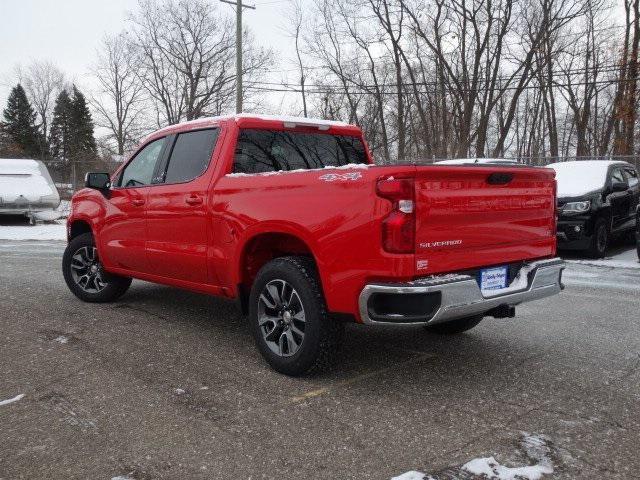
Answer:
114, 280, 535, 388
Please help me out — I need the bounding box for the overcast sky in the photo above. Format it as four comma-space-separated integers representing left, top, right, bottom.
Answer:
0, 0, 299, 111
0, 0, 627, 119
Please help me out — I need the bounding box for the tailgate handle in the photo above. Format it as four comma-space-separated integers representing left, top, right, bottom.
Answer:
487, 172, 514, 185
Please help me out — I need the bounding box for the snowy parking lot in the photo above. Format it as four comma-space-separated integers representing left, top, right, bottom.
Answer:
1, 237, 639, 479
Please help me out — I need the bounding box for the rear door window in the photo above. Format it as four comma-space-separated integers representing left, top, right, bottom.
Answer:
233, 129, 367, 174
162, 128, 219, 184
118, 137, 166, 188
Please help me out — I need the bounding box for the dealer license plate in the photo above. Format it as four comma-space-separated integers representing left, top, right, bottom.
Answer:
480, 266, 508, 291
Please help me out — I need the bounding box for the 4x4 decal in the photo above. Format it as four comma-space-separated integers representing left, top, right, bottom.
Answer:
319, 172, 362, 182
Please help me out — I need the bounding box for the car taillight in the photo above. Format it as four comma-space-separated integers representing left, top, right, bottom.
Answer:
376, 177, 415, 253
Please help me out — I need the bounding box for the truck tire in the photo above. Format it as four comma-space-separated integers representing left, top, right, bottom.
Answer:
248, 256, 343, 376
587, 218, 609, 259
62, 233, 132, 303
424, 315, 483, 334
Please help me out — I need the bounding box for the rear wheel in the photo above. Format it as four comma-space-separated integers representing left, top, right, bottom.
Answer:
587, 218, 609, 259
424, 315, 483, 334
248, 256, 343, 376
62, 233, 131, 303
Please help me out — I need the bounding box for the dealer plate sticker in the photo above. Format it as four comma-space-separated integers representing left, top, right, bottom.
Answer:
480, 266, 508, 291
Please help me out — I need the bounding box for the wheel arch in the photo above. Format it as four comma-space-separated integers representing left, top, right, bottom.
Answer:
236, 229, 320, 315
68, 218, 94, 241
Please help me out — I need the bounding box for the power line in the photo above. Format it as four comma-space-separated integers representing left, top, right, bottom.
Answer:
243, 75, 640, 95
245, 61, 635, 90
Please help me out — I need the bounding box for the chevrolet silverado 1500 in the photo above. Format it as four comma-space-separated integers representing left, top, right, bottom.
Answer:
63, 114, 564, 375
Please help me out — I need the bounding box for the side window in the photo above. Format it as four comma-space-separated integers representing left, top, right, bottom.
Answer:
624, 168, 638, 187
610, 168, 625, 184
119, 138, 165, 188
163, 129, 219, 184
233, 129, 367, 174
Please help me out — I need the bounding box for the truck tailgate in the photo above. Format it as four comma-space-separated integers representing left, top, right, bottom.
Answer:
413, 165, 556, 275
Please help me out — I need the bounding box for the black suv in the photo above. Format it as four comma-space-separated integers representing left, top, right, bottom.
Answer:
549, 160, 640, 258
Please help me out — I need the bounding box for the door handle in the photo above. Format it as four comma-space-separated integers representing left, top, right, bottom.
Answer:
185, 195, 203, 205
131, 198, 145, 206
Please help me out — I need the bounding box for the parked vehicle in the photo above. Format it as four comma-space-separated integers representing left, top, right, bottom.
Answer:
0, 158, 60, 223
63, 114, 564, 375
548, 160, 640, 258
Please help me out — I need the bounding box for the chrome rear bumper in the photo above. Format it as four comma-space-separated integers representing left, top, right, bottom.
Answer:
359, 258, 565, 326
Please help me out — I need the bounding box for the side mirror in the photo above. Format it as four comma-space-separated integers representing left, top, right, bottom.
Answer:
611, 181, 629, 193
85, 172, 111, 191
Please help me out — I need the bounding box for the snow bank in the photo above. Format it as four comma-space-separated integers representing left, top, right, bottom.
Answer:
547, 161, 615, 197
565, 246, 639, 270
0, 221, 66, 240
0, 393, 25, 406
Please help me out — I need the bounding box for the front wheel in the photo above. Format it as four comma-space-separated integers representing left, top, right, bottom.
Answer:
62, 233, 132, 303
424, 315, 484, 334
248, 256, 343, 376
587, 218, 609, 259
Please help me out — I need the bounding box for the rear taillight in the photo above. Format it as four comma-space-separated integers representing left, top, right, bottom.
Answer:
376, 177, 415, 253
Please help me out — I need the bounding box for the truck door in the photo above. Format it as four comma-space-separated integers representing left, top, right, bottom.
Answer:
623, 167, 640, 229
608, 166, 631, 232
99, 137, 167, 273
145, 128, 220, 285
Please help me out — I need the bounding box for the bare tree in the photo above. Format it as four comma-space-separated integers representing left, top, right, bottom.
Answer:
15, 60, 65, 155
129, 0, 273, 126
297, 0, 633, 161
91, 32, 146, 156
285, 0, 309, 117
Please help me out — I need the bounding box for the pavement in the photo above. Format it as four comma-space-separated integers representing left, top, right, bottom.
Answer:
1, 241, 639, 480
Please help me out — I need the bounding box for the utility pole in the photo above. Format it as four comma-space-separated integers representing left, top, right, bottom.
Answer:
220, 0, 255, 113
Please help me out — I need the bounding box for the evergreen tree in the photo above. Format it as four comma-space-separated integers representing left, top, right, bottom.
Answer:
50, 86, 97, 160
70, 86, 97, 155
2, 84, 40, 156
49, 89, 74, 160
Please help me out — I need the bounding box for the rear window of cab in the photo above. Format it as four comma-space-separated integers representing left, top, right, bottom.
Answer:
233, 129, 367, 174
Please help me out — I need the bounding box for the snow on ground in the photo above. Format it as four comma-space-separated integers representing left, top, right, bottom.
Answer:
564, 245, 639, 269
462, 456, 552, 480
0, 220, 66, 240
392, 433, 554, 480
0, 394, 25, 406
391, 471, 433, 480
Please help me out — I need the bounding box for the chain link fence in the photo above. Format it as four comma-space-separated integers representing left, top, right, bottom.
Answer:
41, 157, 122, 199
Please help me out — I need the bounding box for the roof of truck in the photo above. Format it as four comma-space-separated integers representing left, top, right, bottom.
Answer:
151, 114, 358, 139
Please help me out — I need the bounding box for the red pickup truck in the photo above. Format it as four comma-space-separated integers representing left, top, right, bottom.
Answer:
63, 114, 564, 375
